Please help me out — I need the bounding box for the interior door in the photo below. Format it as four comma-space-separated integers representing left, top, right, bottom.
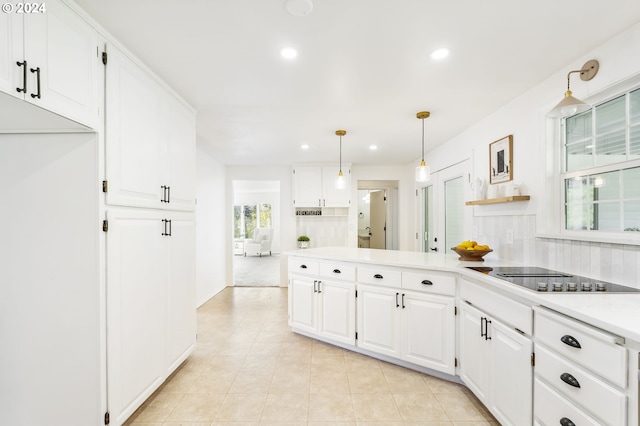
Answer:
370, 190, 386, 249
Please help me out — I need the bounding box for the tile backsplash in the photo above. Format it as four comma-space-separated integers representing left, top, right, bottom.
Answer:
474, 215, 640, 289
296, 215, 349, 249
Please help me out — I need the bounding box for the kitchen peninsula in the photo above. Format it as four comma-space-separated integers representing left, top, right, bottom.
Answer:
288, 247, 640, 426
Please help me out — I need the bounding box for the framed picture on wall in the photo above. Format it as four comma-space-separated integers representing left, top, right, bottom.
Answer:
489, 135, 513, 184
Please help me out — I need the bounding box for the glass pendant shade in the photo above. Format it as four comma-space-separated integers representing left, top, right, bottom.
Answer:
335, 170, 346, 189
415, 160, 430, 182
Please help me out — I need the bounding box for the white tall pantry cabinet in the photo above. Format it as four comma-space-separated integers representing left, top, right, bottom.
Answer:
0, 1, 197, 425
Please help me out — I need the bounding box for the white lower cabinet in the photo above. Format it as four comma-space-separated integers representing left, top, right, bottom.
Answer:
357, 284, 456, 374
459, 302, 533, 425
290, 275, 355, 346
106, 209, 196, 425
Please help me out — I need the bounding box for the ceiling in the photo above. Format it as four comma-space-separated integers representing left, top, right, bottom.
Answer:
73, 0, 640, 166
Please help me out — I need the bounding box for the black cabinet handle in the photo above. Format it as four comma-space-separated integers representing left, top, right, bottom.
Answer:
161, 218, 169, 236
16, 61, 27, 93
401, 293, 405, 309
317, 280, 322, 293
161, 185, 168, 203
395, 292, 399, 308
167, 185, 171, 203
333, 269, 341, 274
421, 279, 433, 285
313, 280, 317, 293
560, 417, 576, 426
481, 317, 491, 340
374, 274, 383, 279
30, 67, 41, 99
561, 335, 582, 349
560, 373, 581, 388
300, 264, 308, 269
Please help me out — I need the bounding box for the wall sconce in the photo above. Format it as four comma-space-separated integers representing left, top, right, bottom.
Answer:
415, 111, 431, 182
335, 130, 346, 189
548, 59, 599, 118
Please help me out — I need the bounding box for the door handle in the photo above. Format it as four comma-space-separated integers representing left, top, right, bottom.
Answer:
30, 67, 41, 99
16, 61, 27, 93
395, 292, 399, 308
161, 185, 168, 203
401, 293, 405, 309
313, 280, 317, 293
317, 280, 322, 293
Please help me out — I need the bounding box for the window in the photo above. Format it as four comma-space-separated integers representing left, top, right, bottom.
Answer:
233, 203, 272, 238
563, 87, 640, 233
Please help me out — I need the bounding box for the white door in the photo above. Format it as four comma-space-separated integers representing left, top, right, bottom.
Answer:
292, 166, 322, 207
489, 320, 533, 426
162, 94, 196, 211
105, 44, 163, 209
370, 190, 386, 249
290, 276, 317, 334
356, 284, 401, 358
318, 279, 355, 345
23, 0, 101, 128
459, 303, 490, 402
0, 13, 23, 99
166, 217, 197, 372
322, 166, 350, 207
107, 209, 167, 426
402, 291, 456, 374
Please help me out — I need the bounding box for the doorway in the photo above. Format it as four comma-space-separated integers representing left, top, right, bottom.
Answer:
420, 161, 471, 253
232, 180, 280, 286
357, 180, 399, 250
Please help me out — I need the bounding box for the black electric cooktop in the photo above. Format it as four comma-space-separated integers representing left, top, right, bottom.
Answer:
466, 266, 640, 293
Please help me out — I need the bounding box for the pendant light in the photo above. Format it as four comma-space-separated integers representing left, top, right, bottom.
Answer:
548, 60, 599, 118
415, 111, 431, 182
335, 130, 346, 189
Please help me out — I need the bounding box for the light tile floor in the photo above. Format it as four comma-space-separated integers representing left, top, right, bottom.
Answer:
125, 287, 499, 425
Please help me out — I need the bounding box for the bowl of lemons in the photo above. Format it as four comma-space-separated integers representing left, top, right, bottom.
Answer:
451, 240, 493, 261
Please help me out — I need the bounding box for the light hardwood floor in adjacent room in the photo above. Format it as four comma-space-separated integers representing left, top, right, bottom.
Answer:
125, 287, 498, 425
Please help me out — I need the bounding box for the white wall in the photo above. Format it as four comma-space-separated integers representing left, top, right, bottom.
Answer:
225, 165, 296, 287
419, 21, 640, 288
196, 145, 228, 306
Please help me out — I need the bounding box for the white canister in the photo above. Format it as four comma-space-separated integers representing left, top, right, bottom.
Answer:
487, 185, 500, 199
506, 183, 520, 197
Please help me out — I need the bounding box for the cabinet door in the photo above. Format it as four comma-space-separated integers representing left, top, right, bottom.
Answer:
292, 166, 322, 207
318, 280, 355, 345
290, 276, 317, 334
105, 44, 163, 209
166, 217, 196, 372
459, 303, 490, 402
106, 210, 167, 425
322, 166, 351, 207
402, 291, 455, 374
357, 284, 401, 358
489, 320, 533, 426
24, 0, 101, 128
161, 94, 196, 211
0, 13, 23, 99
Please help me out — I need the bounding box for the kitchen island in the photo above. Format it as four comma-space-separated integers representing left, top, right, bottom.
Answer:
287, 247, 640, 426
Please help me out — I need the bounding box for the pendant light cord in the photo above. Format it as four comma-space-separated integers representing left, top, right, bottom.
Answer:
339, 134, 342, 172
421, 118, 425, 162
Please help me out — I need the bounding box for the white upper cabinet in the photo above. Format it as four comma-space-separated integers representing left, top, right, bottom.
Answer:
0, 0, 101, 129
292, 165, 351, 208
105, 44, 196, 211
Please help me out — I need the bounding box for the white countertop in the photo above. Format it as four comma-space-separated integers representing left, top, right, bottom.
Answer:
288, 247, 640, 347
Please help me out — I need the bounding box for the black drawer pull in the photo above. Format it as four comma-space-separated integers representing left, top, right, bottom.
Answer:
300, 264, 307, 269
16, 60, 27, 93
560, 417, 575, 426
421, 279, 433, 285
333, 269, 341, 274
374, 274, 384, 279
560, 373, 581, 388
560, 335, 582, 349
395, 292, 399, 308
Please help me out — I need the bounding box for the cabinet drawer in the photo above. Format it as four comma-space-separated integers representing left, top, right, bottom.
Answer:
535, 345, 626, 425
401, 270, 455, 296
288, 257, 319, 275
319, 262, 356, 281
460, 279, 532, 335
534, 307, 627, 388
534, 378, 601, 426
358, 266, 401, 288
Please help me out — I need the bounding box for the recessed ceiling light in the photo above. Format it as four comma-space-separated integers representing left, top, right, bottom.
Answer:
281, 47, 298, 59
300, 144, 309, 150
284, 0, 313, 17
430, 48, 450, 60
369, 145, 378, 151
